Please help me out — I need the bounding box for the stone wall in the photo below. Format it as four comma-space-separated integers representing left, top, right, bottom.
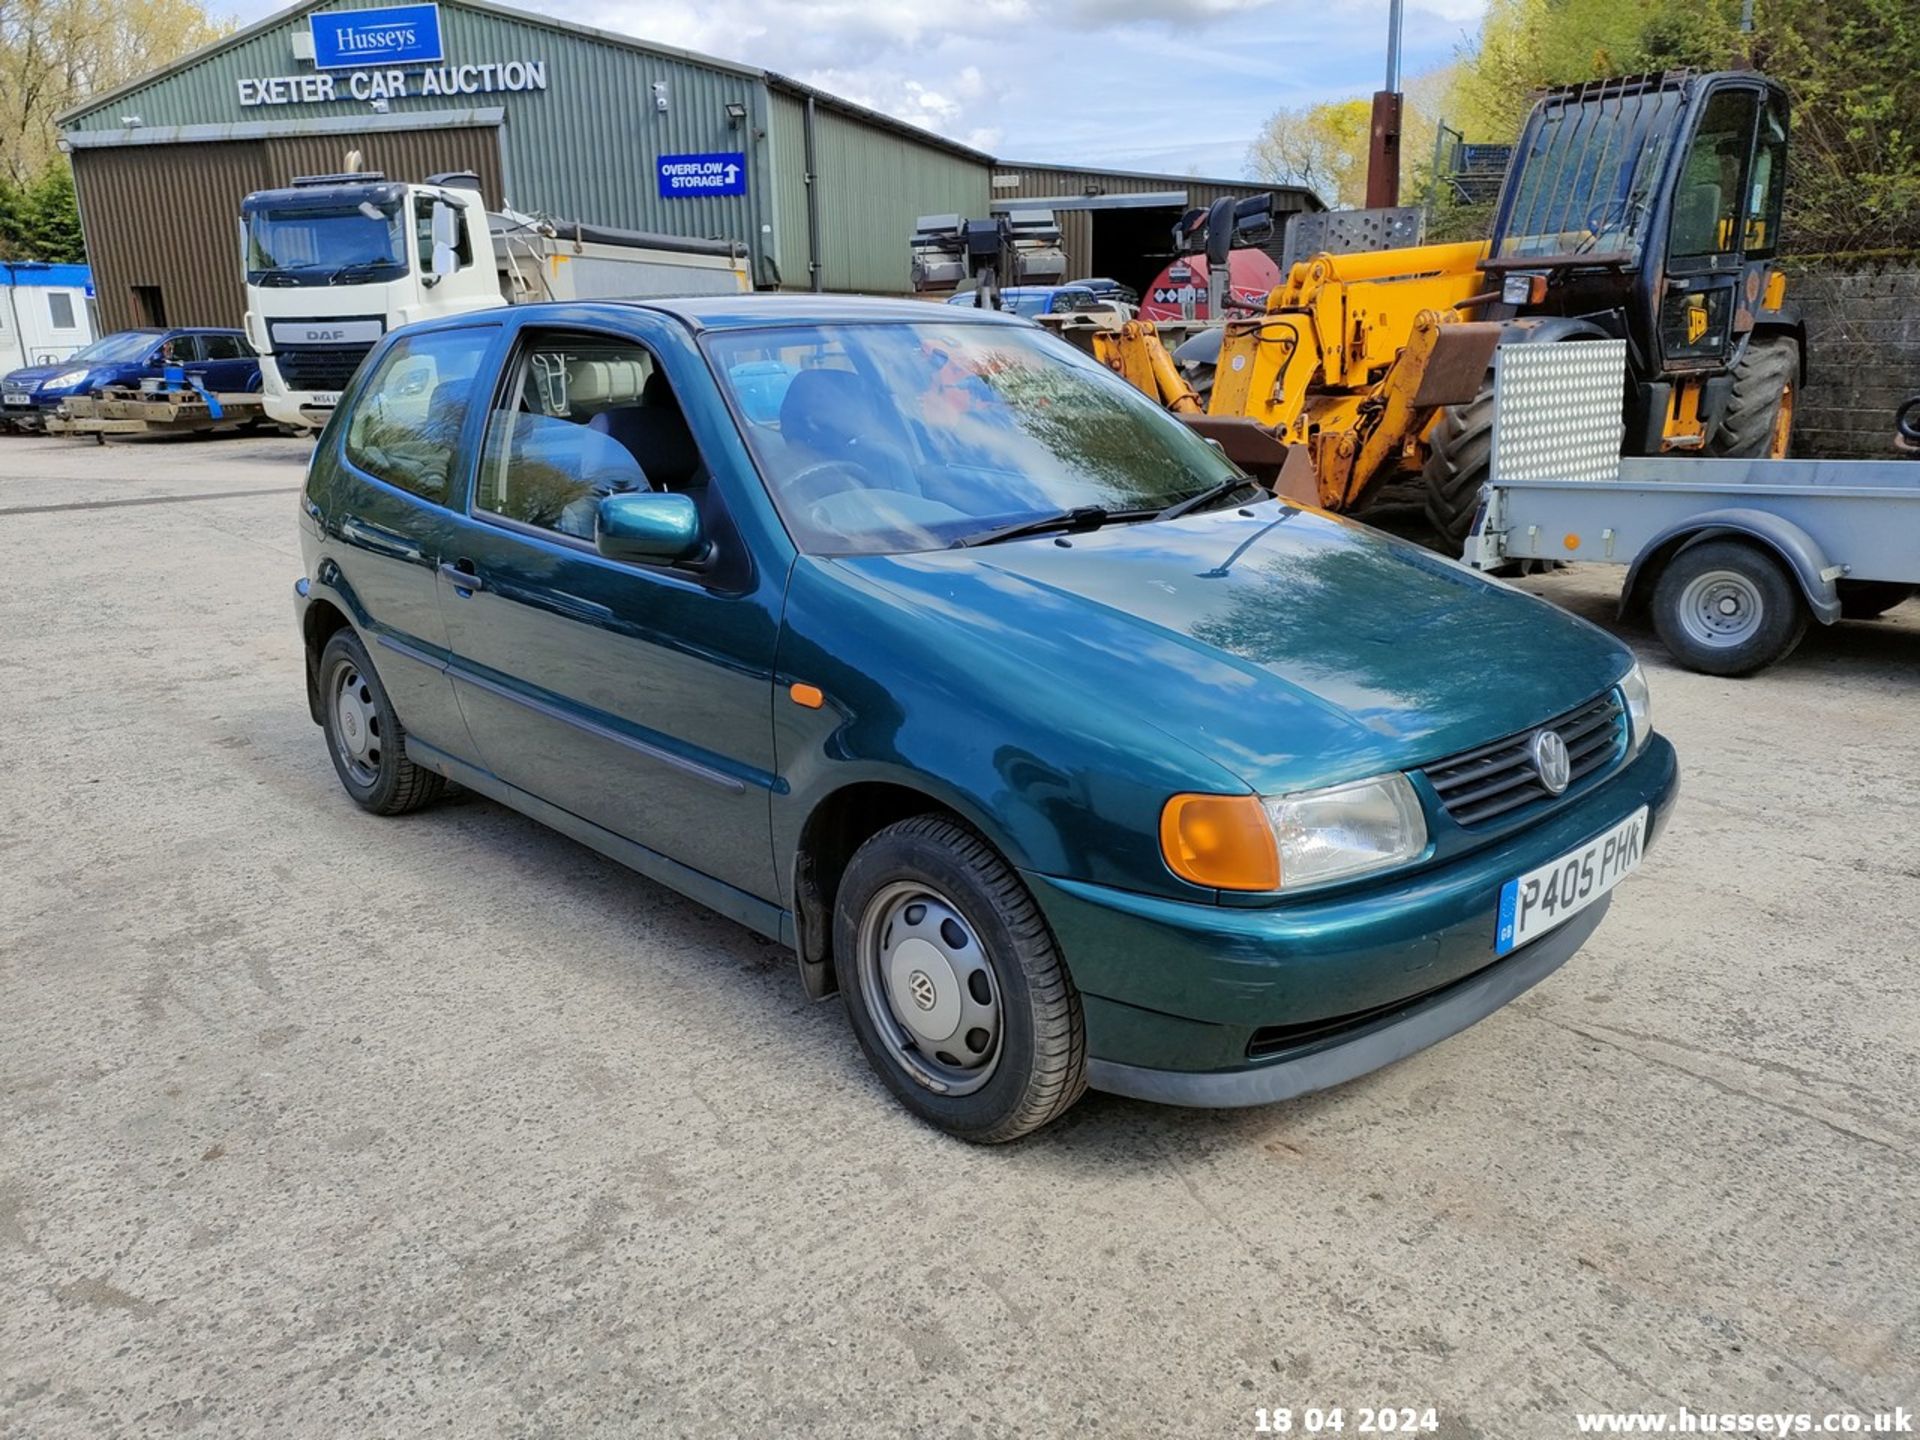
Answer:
1786, 259, 1920, 458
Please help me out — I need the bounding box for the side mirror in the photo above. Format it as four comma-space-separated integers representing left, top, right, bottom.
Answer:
429, 201, 459, 280
595, 491, 704, 564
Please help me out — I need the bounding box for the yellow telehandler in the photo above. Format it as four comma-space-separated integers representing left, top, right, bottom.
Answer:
1062, 70, 1802, 545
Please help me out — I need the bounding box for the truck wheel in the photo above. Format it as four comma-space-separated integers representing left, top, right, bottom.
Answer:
318, 629, 446, 815
1836, 580, 1914, 620
1652, 539, 1808, 676
833, 815, 1087, 1143
1420, 378, 1495, 551
1709, 336, 1798, 459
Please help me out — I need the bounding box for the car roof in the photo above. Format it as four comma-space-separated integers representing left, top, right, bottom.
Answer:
544, 294, 1033, 333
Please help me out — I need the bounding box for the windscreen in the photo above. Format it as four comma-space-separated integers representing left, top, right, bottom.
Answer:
245, 200, 407, 286
1495, 85, 1683, 262
68, 332, 160, 363
708, 320, 1242, 556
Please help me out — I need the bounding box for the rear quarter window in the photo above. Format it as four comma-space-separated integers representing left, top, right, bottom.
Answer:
344, 328, 494, 504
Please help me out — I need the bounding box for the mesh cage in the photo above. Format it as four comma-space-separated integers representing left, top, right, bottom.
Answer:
1490, 341, 1627, 486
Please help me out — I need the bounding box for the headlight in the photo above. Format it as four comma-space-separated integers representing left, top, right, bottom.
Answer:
1160, 772, 1428, 893
1618, 662, 1653, 756
41, 369, 90, 391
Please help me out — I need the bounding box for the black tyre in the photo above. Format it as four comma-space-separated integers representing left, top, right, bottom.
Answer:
1651, 539, 1808, 676
832, 815, 1087, 1143
1420, 377, 1495, 550
1709, 336, 1798, 459
317, 629, 445, 815
1837, 579, 1914, 620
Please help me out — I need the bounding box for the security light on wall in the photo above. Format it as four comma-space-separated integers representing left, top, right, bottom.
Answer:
725, 101, 748, 129
121, 115, 144, 127
652, 81, 669, 113
290, 30, 315, 61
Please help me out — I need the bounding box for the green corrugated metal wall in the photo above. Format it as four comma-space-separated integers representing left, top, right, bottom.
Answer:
783, 99, 990, 294
62, 0, 999, 292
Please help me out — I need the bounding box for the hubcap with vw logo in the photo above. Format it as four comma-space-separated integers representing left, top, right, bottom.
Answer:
1530, 728, 1572, 795
855, 881, 1003, 1096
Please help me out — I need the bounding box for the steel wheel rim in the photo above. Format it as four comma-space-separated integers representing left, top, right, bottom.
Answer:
855, 880, 1002, 1097
330, 660, 383, 787
1769, 382, 1795, 458
1678, 569, 1764, 647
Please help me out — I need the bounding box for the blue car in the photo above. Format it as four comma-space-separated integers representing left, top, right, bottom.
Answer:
1, 327, 260, 428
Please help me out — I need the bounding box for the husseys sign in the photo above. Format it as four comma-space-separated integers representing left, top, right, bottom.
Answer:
237, 4, 550, 107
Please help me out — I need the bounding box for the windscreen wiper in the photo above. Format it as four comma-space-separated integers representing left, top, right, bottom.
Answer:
950, 504, 1156, 549
1155, 476, 1258, 521
328, 262, 392, 282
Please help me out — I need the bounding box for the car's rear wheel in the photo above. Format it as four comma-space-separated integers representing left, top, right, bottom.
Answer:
832, 815, 1087, 1143
1651, 539, 1808, 676
318, 629, 445, 815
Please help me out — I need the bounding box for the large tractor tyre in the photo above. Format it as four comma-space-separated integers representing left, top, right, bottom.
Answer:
1709, 335, 1799, 459
1650, 539, 1808, 676
1420, 378, 1496, 550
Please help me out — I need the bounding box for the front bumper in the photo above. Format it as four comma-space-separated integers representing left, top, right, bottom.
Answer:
1025, 732, 1678, 1104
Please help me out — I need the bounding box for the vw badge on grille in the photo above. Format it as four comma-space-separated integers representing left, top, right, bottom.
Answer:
1531, 729, 1571, 795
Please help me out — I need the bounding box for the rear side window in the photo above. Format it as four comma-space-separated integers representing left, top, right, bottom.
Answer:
344, 328, 494, 504
202, 334, 250, 359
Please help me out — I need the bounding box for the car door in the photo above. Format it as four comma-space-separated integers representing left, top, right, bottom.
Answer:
434, 316, 783, 903
198, 333, 259, 392
319, 321, 504, 759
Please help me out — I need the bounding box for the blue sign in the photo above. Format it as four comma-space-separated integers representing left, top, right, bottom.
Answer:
310, 4, 444, 69
657, 152, 747, 198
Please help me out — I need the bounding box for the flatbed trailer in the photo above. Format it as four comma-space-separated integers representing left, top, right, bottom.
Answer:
48, 387, 266, 443
1463, 341, 1918, 675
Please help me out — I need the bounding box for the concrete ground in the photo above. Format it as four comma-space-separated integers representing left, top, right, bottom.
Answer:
2, 432, 1915, 1440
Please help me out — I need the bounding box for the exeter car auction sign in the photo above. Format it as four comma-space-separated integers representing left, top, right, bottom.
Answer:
238, 4, 550, 106
657, 153, 748, 198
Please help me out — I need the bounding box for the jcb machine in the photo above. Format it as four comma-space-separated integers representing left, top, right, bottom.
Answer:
1069, 70, 1802, 546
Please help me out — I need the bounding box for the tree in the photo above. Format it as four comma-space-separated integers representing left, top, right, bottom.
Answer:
1246, 98, 1372, 209
0, 0, 232, 183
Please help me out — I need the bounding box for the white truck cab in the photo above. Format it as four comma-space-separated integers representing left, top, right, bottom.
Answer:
241, 171, 750, 430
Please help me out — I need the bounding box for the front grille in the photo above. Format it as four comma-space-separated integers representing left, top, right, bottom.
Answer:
276, 342, 375, 392
1422, 690, 1625, 828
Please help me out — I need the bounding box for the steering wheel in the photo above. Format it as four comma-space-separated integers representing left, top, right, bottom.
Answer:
781, 459, 871, 511
1581, 197, 1641, 249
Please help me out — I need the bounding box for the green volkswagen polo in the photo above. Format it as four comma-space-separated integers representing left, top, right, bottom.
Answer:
295, 296, 1678, 1142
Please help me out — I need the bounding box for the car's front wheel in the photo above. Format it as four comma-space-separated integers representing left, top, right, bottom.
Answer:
832, 815, 1087, 1143
317, 629, 445, 815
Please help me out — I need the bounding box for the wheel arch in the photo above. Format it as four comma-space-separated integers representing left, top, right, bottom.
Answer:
789, 778, 993, 1001
301, 594, 355, 724
1620, 508, 1841, 626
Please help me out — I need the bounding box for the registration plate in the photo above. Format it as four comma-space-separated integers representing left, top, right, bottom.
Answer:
307, 392, 340, 407
1496, 807, 1647, 955
4, 394, 29, 406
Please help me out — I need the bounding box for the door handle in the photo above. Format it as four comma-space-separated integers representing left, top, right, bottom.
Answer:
438, 562, 484, 594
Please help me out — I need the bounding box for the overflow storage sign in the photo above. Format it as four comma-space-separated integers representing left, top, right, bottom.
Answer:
657, 153, 747, 198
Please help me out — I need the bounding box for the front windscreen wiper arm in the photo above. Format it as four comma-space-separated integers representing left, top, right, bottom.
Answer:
951, 504, 1154, 548
1156, 476, 1258, 521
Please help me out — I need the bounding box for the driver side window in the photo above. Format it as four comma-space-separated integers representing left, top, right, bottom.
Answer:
475, 332, 713, 546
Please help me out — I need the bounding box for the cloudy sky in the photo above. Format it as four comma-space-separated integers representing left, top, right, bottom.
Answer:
233, 0, 1488, 181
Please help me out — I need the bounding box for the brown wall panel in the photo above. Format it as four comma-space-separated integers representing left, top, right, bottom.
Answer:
72, 127, 503, 331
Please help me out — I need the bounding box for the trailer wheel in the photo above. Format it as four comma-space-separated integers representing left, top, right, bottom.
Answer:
1709, 336, 1799, 459
1651, 539, 1808, 676
1836, 580, 1914, 620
